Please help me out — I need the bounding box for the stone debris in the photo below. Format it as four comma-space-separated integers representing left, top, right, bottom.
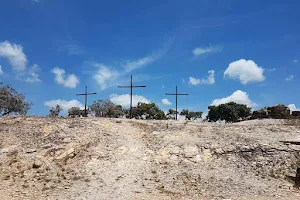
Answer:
0, 116, 300, 200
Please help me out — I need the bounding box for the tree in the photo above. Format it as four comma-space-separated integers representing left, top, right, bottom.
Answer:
89, 100, 125, 118
180, 109, 203, 120
68, 107, 82, 117
166, 109, 177, 120
49, 104, 62, 117
129, 102, 166, 120
0, 84, 32, 116
206, 102, 251, 123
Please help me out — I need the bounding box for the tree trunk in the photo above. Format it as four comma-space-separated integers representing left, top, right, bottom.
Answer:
2, 111, 10, 116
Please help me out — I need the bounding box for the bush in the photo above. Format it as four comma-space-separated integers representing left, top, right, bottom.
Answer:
130, 102, 166, 120
49, 104, 62, 117
180, 109, 203, 120
166, 109, 177, 120
207, 102, 251, 123
68, 107, 82, 117
0, 84, 32, 116
89, 100, 125, 118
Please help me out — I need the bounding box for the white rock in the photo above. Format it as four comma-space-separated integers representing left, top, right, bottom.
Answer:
184, 146, 198, 158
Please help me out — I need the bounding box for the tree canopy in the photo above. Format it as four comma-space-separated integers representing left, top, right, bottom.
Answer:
68, 107, 82, 117
49, 104, 62, 117
180, 109, 203, 120
0, 84, 32, 116
166, 109, 177, 120
131, 102, 166, 120
89, 100, 125, 118
207, 102, 251, 123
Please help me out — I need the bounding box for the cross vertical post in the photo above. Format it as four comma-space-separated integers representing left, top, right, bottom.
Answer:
117, 75, 146, 119
165, 85, 189, 120
76, 86, 97, 117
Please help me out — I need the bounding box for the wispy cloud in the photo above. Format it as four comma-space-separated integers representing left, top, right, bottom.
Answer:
285, 75, 294, 81
58, 43, 85, 55
23, 64, 41, 83
192, 45, 223, 57
122, 55, 158, 72
161, 98, 172, 105
266, 68, 276, 72
92, 64, 119, 90
93, 39, 173, 90
294, 59, 298, 63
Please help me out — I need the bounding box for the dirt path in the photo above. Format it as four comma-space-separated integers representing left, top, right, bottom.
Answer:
58, 120, 163, 200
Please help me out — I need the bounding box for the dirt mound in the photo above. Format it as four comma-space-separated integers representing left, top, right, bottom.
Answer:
1, 117, 300, 199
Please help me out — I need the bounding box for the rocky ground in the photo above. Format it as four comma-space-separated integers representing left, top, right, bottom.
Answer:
1, 116, 300, 200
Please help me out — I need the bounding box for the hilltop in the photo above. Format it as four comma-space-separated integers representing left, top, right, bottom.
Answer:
1, 116, 300, 200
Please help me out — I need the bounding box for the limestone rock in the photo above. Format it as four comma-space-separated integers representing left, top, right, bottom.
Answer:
183, 146, 198, 158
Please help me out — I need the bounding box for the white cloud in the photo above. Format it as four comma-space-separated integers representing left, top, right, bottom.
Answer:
16, 64, 41, 83
51, 67, 79, 88
224, 59, 265, 84
93, 64, 119, 90
0, 65, 3, 75
25, 64, 41, 83
211, 90, 257, 108
285, 75, 294, 81
0, 41, 27, 72
189, 70, 215, 85
123, 55, 159, 72
288, 104, 299, 112
109, 94, 150, 107
293, 59, 298, 63
161, 98, 172, 105
44, 99, 84, 111
192, 45, 222, 56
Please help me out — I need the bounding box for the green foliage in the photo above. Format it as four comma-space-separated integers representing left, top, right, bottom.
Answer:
89, 100, 125, 118
0, 84, 32, 116
166, 109, 177, 120
207, 102, 251, 123
68, 107, 82, 117
180, 109, 203, 120
49, 104, 62, 117
130, 102, 166, 120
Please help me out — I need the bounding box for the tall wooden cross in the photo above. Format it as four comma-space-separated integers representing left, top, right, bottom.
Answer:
76, 86, 97, 117
165, 85, 189, 120
117, 75, 146, 119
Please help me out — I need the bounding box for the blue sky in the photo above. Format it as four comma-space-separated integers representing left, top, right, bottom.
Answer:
0, 0, 299, 116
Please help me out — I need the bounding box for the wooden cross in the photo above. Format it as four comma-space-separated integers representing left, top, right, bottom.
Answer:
117, 75, 146, 119
165, 85, 189, 120
76, 86, 96, 117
